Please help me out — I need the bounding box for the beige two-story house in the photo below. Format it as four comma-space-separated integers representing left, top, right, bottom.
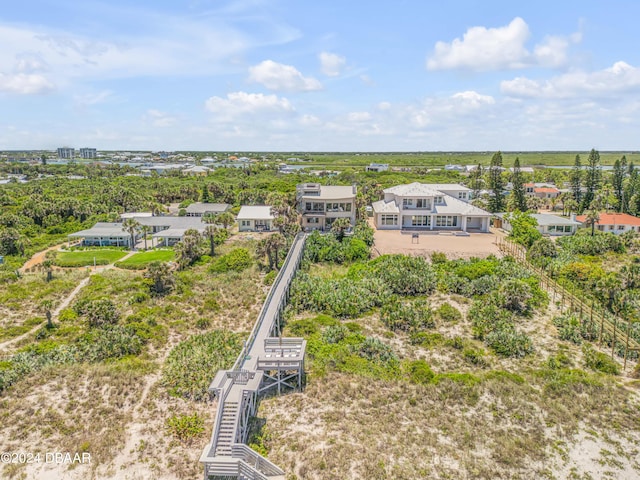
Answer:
296, 183, 357, 231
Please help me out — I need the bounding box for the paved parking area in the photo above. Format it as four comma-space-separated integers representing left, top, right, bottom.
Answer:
372, 228, 502, 259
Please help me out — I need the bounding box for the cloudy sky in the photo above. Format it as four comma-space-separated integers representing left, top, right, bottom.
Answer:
1, 0, 640, 151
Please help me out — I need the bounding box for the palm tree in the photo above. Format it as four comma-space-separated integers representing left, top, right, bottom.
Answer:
174, 229, 205, 270
217, 212, 235, 230
331, 218, 351, 241
585, 209, 600, 236
269, 233, 287, 269
40, 300, 53, 328
256, 237, 273, 270
204, 224, 219, 256
122, 218, 140, 250
140, 225, 151, 250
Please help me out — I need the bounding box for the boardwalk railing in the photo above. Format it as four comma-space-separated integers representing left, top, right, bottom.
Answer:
498, 237, 640, 369
231, 232, 306, 373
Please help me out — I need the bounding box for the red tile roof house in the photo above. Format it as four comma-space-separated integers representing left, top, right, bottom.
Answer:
532, 187, 561, 199
575, 212, 640, 235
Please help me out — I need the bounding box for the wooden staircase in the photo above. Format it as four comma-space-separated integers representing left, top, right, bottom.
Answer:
214, 401, 239, 456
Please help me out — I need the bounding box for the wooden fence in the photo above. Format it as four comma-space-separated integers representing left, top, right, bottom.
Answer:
497, 237, 640, 370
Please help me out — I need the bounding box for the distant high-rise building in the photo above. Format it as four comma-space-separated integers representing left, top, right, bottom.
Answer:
57, 147, 75, 159
79, 148, 97, 159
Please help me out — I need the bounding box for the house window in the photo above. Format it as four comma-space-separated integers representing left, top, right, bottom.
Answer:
326, 202, 353, 212
435, 196, 444, 204
618, 225, 625, 230
411, 216, 430, 227
241, 220, 250, 226
416, 198, 430, 208
307, 217, 319, 224
381, 214, 398, 226
458, 192, 467, 199
548, 225, 556, 233
609, 225, 615, 230
435, 216, 458, 227
403, 198, 413, 208
564, 226, 573, 233
305, 202, 324, 212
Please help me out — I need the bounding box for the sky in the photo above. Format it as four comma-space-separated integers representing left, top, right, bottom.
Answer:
1, 0, 640, 152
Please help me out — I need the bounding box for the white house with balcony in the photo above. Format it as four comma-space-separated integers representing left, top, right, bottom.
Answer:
371, 182, 491, 232
296, 183, 357, 231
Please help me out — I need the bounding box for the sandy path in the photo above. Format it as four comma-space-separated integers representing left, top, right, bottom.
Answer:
0, 251, 136, 354
18, 242, 71, 272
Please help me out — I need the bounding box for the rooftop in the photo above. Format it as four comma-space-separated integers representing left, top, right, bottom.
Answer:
237, 206, 274, 220
185, 203, 231, 214
576, 212, 640, 226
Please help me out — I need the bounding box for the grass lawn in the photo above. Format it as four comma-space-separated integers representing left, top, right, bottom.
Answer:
54, 250, 128, 267
115, 249, 175, 269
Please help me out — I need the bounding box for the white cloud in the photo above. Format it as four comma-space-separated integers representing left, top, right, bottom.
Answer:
451, 91, 495, 106
0, 73, 54, 94
319, 52, 346, 76
248, 60, 322, 91
501, 61, 640, 98
205, 91, 294, 115
347, 111, 371, 122
146, 109, 176, 127
427, 17, 580, 71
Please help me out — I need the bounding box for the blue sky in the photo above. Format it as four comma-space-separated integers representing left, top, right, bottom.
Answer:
1, 0, 640, 151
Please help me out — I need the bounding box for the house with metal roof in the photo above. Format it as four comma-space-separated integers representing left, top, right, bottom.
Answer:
495, 213, 580, 236
68, 222, 134, 247
372, 182, 490, 232
185, 202, 231, 217
237, 206, 275, 232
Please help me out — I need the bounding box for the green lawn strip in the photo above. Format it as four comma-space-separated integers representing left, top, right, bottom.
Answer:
54, 250, 128, 267
115, 250, 175, 269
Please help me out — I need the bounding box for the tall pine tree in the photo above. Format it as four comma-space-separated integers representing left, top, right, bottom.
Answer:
570, 154, 582, 208
583, 149, 602, 211
487, 151, 505, 213
511, 157, 527, 212
612, 156, 627, 213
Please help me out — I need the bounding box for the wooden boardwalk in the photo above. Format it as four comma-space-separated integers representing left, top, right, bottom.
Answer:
200, 233, 308, 480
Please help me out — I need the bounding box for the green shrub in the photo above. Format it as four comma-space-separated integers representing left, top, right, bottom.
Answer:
322, 325, 349, 344
76, 325, 143, 362
462, 347, 489, 367
57, 308, 78, 323
582, 344, 620, 375
195, 318, 211, 330
162, 330, 242, 401
409, 331, 445, 348
435, 303, 462, 322
128, 292, 150, 304
263, 270, 276, 286
209, 248, 253, 273
547, 351, 572, 370
367, 255, 437, 296
468, 300, 515, 340
430, 252, 447, 264
290, 273, 389, 318
405, 359, 435, 384
166, 413, 205, 442
352, 337, 398, 365
74, 298, 120, 328
498, 279, 534, 315
287, 318, 321, 337
380, 298, 433, 332
527, 237, 557, 267
484, 329, 534, 358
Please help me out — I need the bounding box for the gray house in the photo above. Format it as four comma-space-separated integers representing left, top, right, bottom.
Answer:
185, 203, 231, 217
